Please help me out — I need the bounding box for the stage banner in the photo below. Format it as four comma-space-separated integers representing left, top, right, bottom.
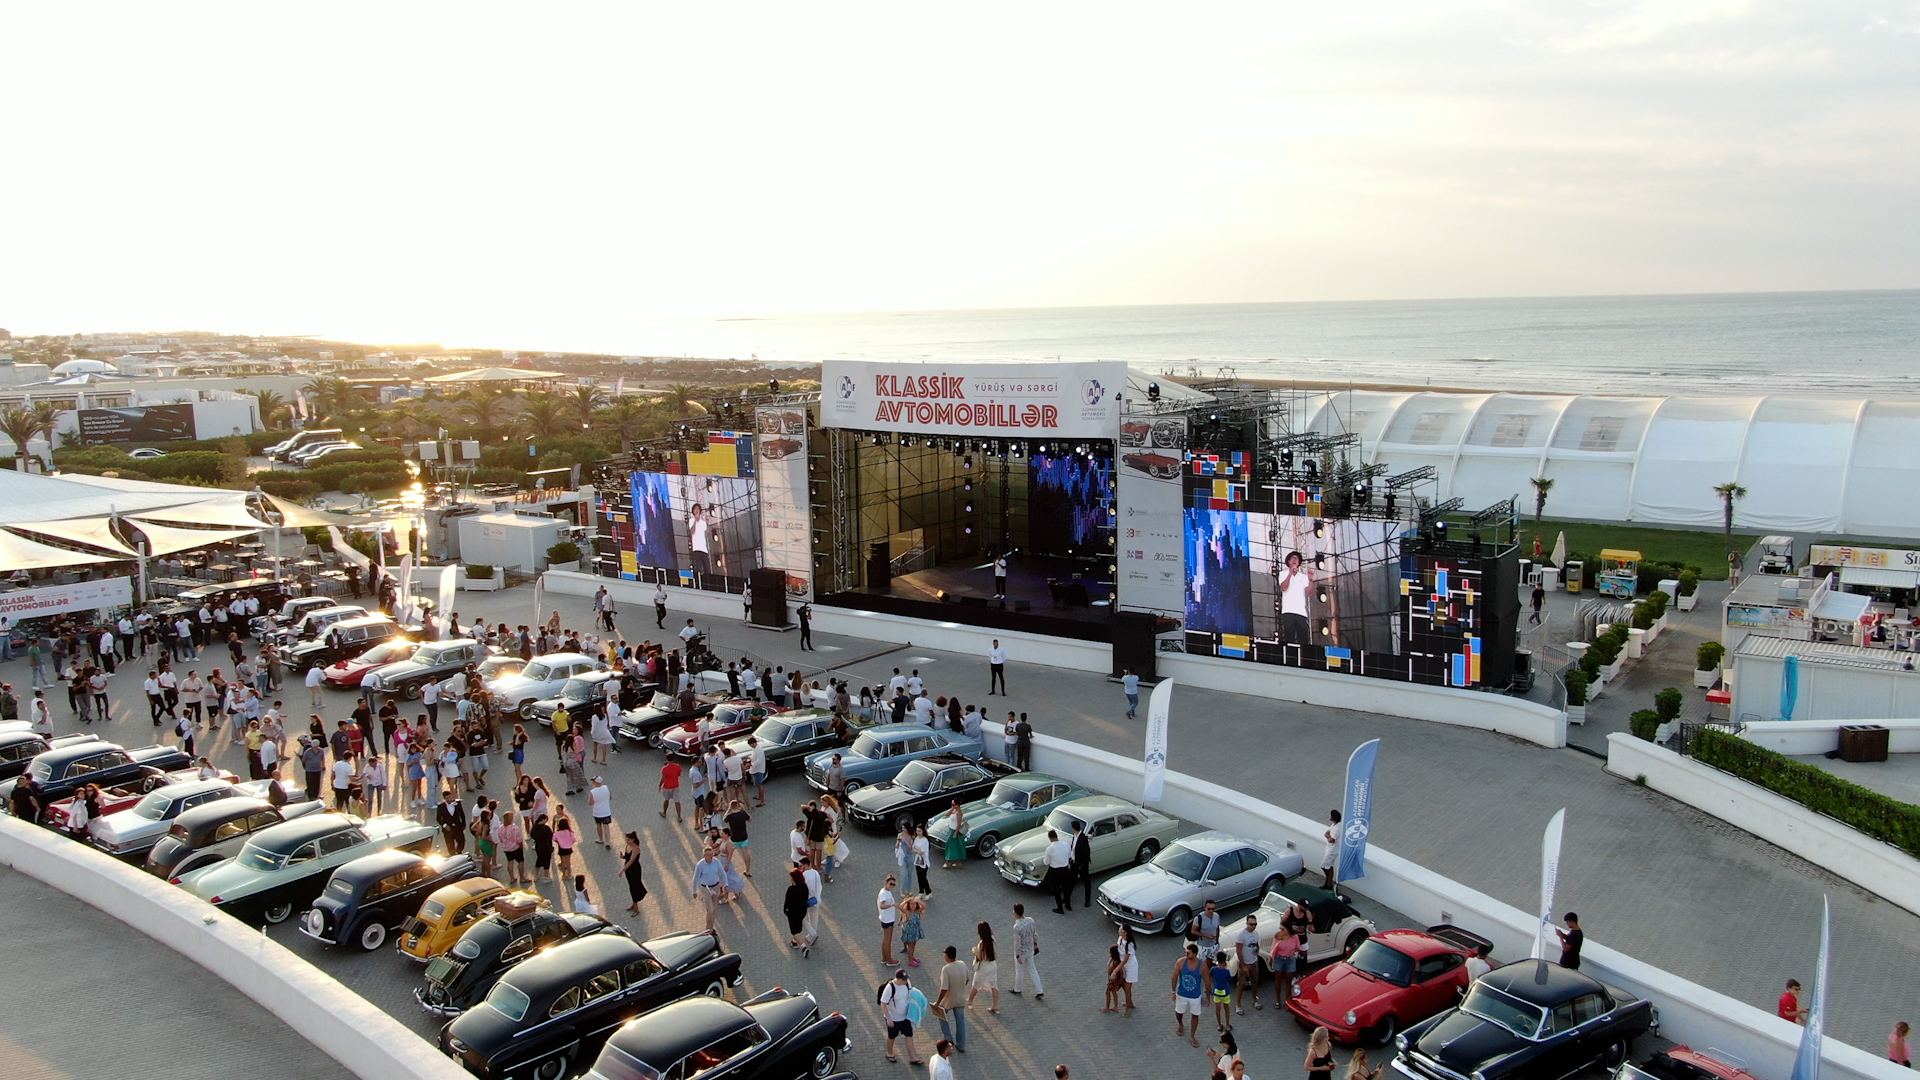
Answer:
1116, 412, 1187, 614
0, 577, 133, 620
1141, 678, 1174, 804
1531, 807, 1566, 961
75, 403, 196, 444
1791, 896, 1829, 1080
754, 405, 814, 599
1336, 738, 1381, 883
822, 360, 1126, 440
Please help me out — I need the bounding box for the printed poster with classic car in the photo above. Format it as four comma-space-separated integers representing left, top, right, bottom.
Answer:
1117, 412, 1187, 615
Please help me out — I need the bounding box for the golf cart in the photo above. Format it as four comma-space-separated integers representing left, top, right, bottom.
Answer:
1597, 549, 1641, 598
1757, 535, 1796, 575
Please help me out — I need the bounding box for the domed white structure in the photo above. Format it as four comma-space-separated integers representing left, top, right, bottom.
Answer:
51, 358, 114, 376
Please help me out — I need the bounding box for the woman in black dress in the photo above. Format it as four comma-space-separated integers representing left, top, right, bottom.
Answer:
620, 831, 648, 916
782, 867, 810, 951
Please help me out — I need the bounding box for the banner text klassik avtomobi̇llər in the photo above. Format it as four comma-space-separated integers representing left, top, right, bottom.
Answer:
821, 360, 1127, 441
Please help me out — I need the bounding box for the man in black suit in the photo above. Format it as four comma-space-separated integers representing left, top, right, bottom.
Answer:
435, 790, 468, 855
1068, 818, 1094, 908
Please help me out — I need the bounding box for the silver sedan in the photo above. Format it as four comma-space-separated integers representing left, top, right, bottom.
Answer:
1096, 829, 1305, 937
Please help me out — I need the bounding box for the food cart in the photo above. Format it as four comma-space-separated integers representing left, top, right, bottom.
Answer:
1597, 549, 1642, 598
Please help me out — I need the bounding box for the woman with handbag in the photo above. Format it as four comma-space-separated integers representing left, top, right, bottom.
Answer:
783, 867, 811, 950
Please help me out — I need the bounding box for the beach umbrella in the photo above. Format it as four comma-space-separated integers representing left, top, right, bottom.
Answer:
1550, 531, 1567, 570
1781, 654, 1800, 721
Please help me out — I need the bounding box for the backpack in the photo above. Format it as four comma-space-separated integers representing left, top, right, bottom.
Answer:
876, 981, 892, 1005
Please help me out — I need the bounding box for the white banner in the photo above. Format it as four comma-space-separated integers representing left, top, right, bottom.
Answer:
1791, 896, 1829, 1080
0, 577, 133, 620
822, 360, 1125, 440
327, 527, 371, 572
1532, 807, 1567, 961
754, 405, 814, 599
394, 554, 413, 619
1116, 412, 1187, 614
436, 565, 457, 634
1141, 678, 1174, 804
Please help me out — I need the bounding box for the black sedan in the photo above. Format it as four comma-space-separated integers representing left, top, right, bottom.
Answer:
1391, 960, 1656, 1080
844, 754, 1021, 834
417, 901, 632, 1017
617, 690, 728, 742
301, 849, 478, 951
584, 990, 852, 1080
720, 709, 852, 775
441, 931, 745, 1080
0, 741, 193, 807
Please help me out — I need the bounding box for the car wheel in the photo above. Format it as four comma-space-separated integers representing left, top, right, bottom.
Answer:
1261, 875, 1284, 900
894, 812, 916, 835
532, 1053, 568, 1080
262, 902, 294, 925
843, 780, 863, 795
1134, 838, 1160, 865
359, 921, 388, 951
1601, 1040, 1628, 1068
1368, 1015, 1397, 1046
403, 682, 422, 700
1344, 928, 1370, 957
974, 832, 1001, 859
809, 1045, 839, 1078
518, 699, 536, 719
704, 977, 729, 999
1165, 906, 1194, 937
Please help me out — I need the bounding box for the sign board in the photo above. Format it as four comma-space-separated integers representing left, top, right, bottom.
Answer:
821, 360, 1125, 440
75, 403, 196, 444
754, 406, 814, 599
0, 577, 133, 620
1115, 412, 1187, 614
1809, 545, 1920, 570
1727, 603, 1802, 630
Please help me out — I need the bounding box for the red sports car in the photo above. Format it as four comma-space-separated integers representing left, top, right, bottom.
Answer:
323, 637, 422, 688
43, 767, 237, 831
652, 701, 786, 759
1623, 1047, 1761, 1080
1285, 925, 1490, 1045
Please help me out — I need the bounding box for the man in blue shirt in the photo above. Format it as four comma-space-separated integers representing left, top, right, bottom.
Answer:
1171, 942, 1206, 1047
1120, 669, 1141, 719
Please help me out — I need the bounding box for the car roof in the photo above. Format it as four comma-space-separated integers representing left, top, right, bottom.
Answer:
331, 615, 398, 630
1004, 772, 1068, 789
417, 638, 480, 651
1171, 831, 1269, 855
302, 605, 365, 619
1371, 928, 1467, 959
905, 753, 979, 769
252, 812, 361, 850
0, 730, 46, 747
37, 741, 126, 766
506, 932, 646, 986
528, 652, 595, 666
1480, 959, 1604, 1005
1056, 794, 1147, 815
1275, 881, 1355, 916
152, 778, 233, 800
607, 997, 753, 1061
173, 796, 270, 830
332, 848, 423, 884
862, 722, 946, 741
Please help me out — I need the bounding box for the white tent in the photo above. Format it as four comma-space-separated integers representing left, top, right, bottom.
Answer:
0, 528, 130, 571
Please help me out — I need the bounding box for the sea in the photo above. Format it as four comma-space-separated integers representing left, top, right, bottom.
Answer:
614, 289, 1920, 398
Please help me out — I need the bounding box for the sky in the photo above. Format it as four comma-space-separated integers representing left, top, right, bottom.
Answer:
2, 1, 1916, 349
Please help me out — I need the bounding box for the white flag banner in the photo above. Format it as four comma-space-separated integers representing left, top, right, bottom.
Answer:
1790, 897, 1830, 1080
326, 527, 371, 572
533, 573, 546, 626
1141, 678, 1174, 804
436, 565, 457, 634
394, 554, 413, 620
1550, 531, 1568, 571
1532, 808, 1567, 961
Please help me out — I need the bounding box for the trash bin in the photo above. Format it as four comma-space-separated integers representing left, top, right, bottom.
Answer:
1540, 566, 1560, 591
1838, 724, 1890, 763
1564, 560, 1584, 593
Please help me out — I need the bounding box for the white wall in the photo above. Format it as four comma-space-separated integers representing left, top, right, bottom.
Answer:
1732, 652, 1920, 724
1736, 719, 1920, 756
1605, 733, 1920, 919
0, 816, 468, 1080
1031, 733, 1907, 1080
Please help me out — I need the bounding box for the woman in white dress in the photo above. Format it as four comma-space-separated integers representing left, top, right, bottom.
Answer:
968, 920, 1000, 1013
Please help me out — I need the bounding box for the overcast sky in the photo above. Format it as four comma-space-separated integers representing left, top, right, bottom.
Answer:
3, 1, 1915, 346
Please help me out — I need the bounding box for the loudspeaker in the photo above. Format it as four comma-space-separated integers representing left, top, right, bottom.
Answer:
1112, 609, 1158, 680
866, 541, 891, 589
749, 568, 788, 628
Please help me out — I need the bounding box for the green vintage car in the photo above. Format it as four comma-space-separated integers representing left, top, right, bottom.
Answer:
923, 772, 1090, 859
718, 708, 863, 775
993, 794, 1180, 888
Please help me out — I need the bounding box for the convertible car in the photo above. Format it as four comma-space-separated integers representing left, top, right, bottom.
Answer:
177, 811, 438, 924
585, 990, 852, 1080
1617, 1047, 1761, 1080
1391, 960, 1657, 1080
1236, 881, 1380, 971
1285, 925, 1491, 1045
1096, 830, 1304, 936
923, 771, 1089, 859
618, 689, 729, 742
653, 701, 785, 758
994, 795, 1180, 889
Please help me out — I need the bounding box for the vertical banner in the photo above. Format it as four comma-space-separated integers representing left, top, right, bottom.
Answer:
394, 555, 413, 621
1141, 678, 1174, 804
436, 565, 457, 634
1336, 738, 1382, 883
1116, 412, 1188, 614
1791, 896, 1829, 1080
1532, 808, 1567, 961
754, 405, 814, 599
533, 573, 546, 626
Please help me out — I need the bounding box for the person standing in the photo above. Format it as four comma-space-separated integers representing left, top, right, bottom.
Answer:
1116, 924, 1139, 1012
330, 751, 355, 810
1171, 942, 1207, 1047
1320, 809, 1342, 889
912, 825, 934, 896
1040, 828, 1072, 913
1121, 668, 1141, 719
1530, 581, 1546, 625
930, 1039, 955, 1080
305, 663, 324, 709
691, 845, 726, 931
993, 552, 1008, 600
1014, 713, 1034, 772
496, 810, 528, 886
878, 875, 900, 964
783, 867, 811, 951
588, 774, 614, 847
619, 831, 648, 916
880, 969, 922, 1066
934, 944, 970, 1053
800, 859, 823, 955
1555, 912, 1584, 970
436, 788, 468, 854
968, 920, 1000, 1013
824, 754, 846, 803
1002, 712, 1018, 766
1306, 1026, 1336, 1080
1232, 914, 1263, 1014
299, 737, 325, 800
746, 736, 768, 807
1068, 819, 1094, 908
987, 639, 1007, 696
590, 700, 614, 765
26, 637, 47, 690
724, 799, 752, 877
652, 583, 669, 629
1889, 1020, 1911, 1067
1010, 903, 1043, 999
1193, 900, 1222, 961
797, 601, 813, 650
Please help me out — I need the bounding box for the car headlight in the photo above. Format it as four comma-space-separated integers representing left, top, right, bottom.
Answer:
1344, 1010, 1358, 1025
1394, 1033, 1409, 1052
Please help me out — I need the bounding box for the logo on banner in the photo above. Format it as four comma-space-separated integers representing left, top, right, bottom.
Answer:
1082, 378, 1107, 406
1145, 748, 1166, 767
1343, 817, 1370, 849
837, 375, 857, 400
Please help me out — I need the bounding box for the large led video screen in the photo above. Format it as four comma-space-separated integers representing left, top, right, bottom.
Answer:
604, 432, 761, 588
1028, 450, 1114, 557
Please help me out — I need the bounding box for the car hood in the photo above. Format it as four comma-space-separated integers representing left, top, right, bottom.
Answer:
91, 812, 164, 844
942, 801, 1018, 835
848, 784, 924, 814
1409, 1008, 1526, 1072
1099, 864, 1198, 910
995, 827, 1052, 865
179, 855, 280, 901
1295, 963, 1405, 1020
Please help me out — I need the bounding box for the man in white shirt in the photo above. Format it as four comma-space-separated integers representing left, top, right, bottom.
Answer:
746, 736, 768, 806
930, 1039, 956, 1080
305, 664, 325, 708
987, 640, 1008, 696
143, 672, 165, 726
330, 755, 355, 810
421, 678, 440, 730
688, 504, 712, 576
993, 553, 1008, 600
259, 733, 280, 780
767, 667, 787, 708
880, 967, 921, 1066
887, 668, 907, 696
878, 876, 900, 965
98, 629, 119, 674
912, 693, 936, 727
906, 670, 924, 697
174, 615, 196, 660
741, 665, 761, 701
799, 860, 823, 951
1465, 943, 1494, 981
1042, 829, 1073, 914
1278, 550, 1313, 645
653, 585, 668, 629
678, 618, 699, 647
1233, 914, 1264, 1014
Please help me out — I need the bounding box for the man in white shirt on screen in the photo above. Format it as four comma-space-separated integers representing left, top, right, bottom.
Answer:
1278, 550, 1313, 646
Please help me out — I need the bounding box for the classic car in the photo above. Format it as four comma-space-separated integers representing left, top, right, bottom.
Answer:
398, 877, 517, 961
1, 741, 194, 806
0, 729, 93, 782
266, 603, 370, 647
1122, 451, 1184, 479
1097, 829, 1304, 936
1286, 925, 1491, 1045
720, 709, 853, 775
525, 670, 626, 727
87, 777, 251, 859
289, 614, 405, 673
584, 990, 852, 1080
177, 811, 439, 924
923, 771, 1090, 859
844, 754, 1022, 834
618, 689, 729, 742
301, 849, 479, 951
145, 795, 326, 881
417, 899, 631, 1016
1391, 960, 1657, 1080
321, 634, 422, 688
488, 652, 607, 717
440, 931, 745, 1080
801, 723, 984, 794
1618, 1046, 1761, 1080
250, 594, 338, 639
43, 772, 190, 831
477, 655, 527, 684
757, 436, 803, 461
654, 701, 785, 758
159, 579, 289, 626
1236, 881, 1381, 972
362, 638, 492, 699
1119, 420, 1152, 447
994, 794, 1180, 888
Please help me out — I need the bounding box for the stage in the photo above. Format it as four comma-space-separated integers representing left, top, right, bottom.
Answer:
821, 555, 1120, 643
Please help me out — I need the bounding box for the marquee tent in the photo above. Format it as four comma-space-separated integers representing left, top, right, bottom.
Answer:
122, 519, 260, 556
8, 516, 141, 557
0, 528, 128, 571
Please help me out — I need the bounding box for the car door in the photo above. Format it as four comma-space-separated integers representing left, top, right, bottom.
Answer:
1088, 814, 1123, 868
314, 828, 365, 870
1204, 848, 1247, 905
1564, 991, 1616, 1066
577, 967, 628, 1044
1233, 847, 1272, 904
1410, 951, 1467, 1015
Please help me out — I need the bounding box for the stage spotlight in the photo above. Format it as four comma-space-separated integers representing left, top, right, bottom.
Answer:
1208, 412, 1219, 424
963, 455, 973, 469
1320, 623, 1332, 638
1317, 590, 1329, 604
1354, 484, 1371, 507
1313, 553, 1327, 569
1038, 443, 1048, 454
1470, 530, 1483, 551
964, 480, 973, 492
1303, 460, 1319, 481
1280, 450, 1294, 470
769, 378, 780, 394
964, 526, 973, 535
964, 503, 974, 513
1312, 521, 1325, 539
1148, 382, 1161, 402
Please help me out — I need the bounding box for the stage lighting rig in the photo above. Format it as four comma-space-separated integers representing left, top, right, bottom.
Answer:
1386, 466, 1437, 490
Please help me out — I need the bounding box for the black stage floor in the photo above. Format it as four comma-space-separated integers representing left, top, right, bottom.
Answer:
822, 557, 1118, 642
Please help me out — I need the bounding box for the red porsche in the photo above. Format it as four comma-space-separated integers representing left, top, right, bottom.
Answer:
1286, 925, 1491, 1045
652, 700, 786, 759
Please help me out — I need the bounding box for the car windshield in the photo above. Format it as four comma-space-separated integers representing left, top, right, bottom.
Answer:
483, 981, 531, 1023
986, 782, 1029, 810
1150, 843, 1210, 881
421, 899, 446, 920
894, 761, 939, 793
586, 1046, 664, 1080
325, 877, 355, 899
236, 841, 289, 873
1043, 809, 1087, 835
709, 704, 742, 726
1461, 984, 1546, 1040
521, 662, 554, 681
1346, 940, 1414, 986
849, 733, 883, 760
562, 677, 603, 699
28, 760, 53, 781
648, 692, 675, 710
756, 718, 797, 744
131, 791, 172, 820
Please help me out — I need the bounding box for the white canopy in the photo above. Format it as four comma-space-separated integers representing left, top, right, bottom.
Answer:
423, 367, 565, 384
0, 528, 130, 570
123, 519, 260, 557
7, 516, 141, 557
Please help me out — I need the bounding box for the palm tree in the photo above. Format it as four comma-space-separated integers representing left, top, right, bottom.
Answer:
662, 384, 709, 415
1714, 482, 1748, 568
517, 392, 567, 440
599, 397, 650, 451
565, 383, 607, 428
28, 401, 62, 449
1529, 476, 1554, 524
0, 405, 43, 471
459, 386, 511, 440
249, 389, 291, 428
301, 376, 356, 420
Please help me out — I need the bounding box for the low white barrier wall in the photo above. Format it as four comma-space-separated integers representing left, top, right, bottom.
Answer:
1605, 733, 1920, 919
1031, 732, 1905, 1080
0, 817, 468, 1080
1736, 718, 1920, 756
544, 569, 747, 624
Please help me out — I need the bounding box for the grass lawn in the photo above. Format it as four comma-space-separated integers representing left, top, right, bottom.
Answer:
1524, 520, 1754, 580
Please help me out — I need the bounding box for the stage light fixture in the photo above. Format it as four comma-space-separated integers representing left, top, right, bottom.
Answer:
769, 378, 780, 393
1320, 623, 1332, 638
1038, 443, 1048, 454
964, 526, 973, 535
1313, 553, 1327, 569
1280, 450, 1294, 470
1304, 460, 1319, 481
964, 455, 973, 469
1317, 590, 1329, 603
964, 502, 974, 513
1148, 382, 1161, 402
1313, 521, 1325, 538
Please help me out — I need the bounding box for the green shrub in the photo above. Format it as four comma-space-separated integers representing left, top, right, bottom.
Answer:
1696, 641, 1725, 671
465, 563, 496, 579
1654, 686, 1684, 722
1565, 669, 1589, 706
1578, 650, 1603, 682
1631, 602, 1654, 630
546, 540, 581, 565
340, 465, 410, 494
253, 475, 321, 501
1690, 728, 1920, 859
1589, 633, 1622, 667
1629, 709, 1661, 741
1647, 590, 1671, 617
1678, 569, 1700, 597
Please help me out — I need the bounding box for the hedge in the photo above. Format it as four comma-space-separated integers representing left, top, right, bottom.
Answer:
254, 475, 322, 500
1690, 727, 1920, 859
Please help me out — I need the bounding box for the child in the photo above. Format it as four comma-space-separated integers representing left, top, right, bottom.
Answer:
1103, 944, 1126, 1013
1209, 953, 1235, 1031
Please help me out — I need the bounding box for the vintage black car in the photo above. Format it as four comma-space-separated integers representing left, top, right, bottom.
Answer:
286, 614, 405, 673
417, 902, 632, 1016
159, 579, 292, 624
584, 990, 852, 1080
0, 729, 73, 782
717, 709, 851, 776
362, 638, 492, 700
844, 753, 1021, 834
301, 849, 479, 951
145, 795, 325, 881
440, 931, 746, 1080
523, 670, 632, 727
1391, 960, 1657, 1080
265, 603, 371, 648
250, 594, 337, 640
0, 741, 193, 806
617, 689, 728, 742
